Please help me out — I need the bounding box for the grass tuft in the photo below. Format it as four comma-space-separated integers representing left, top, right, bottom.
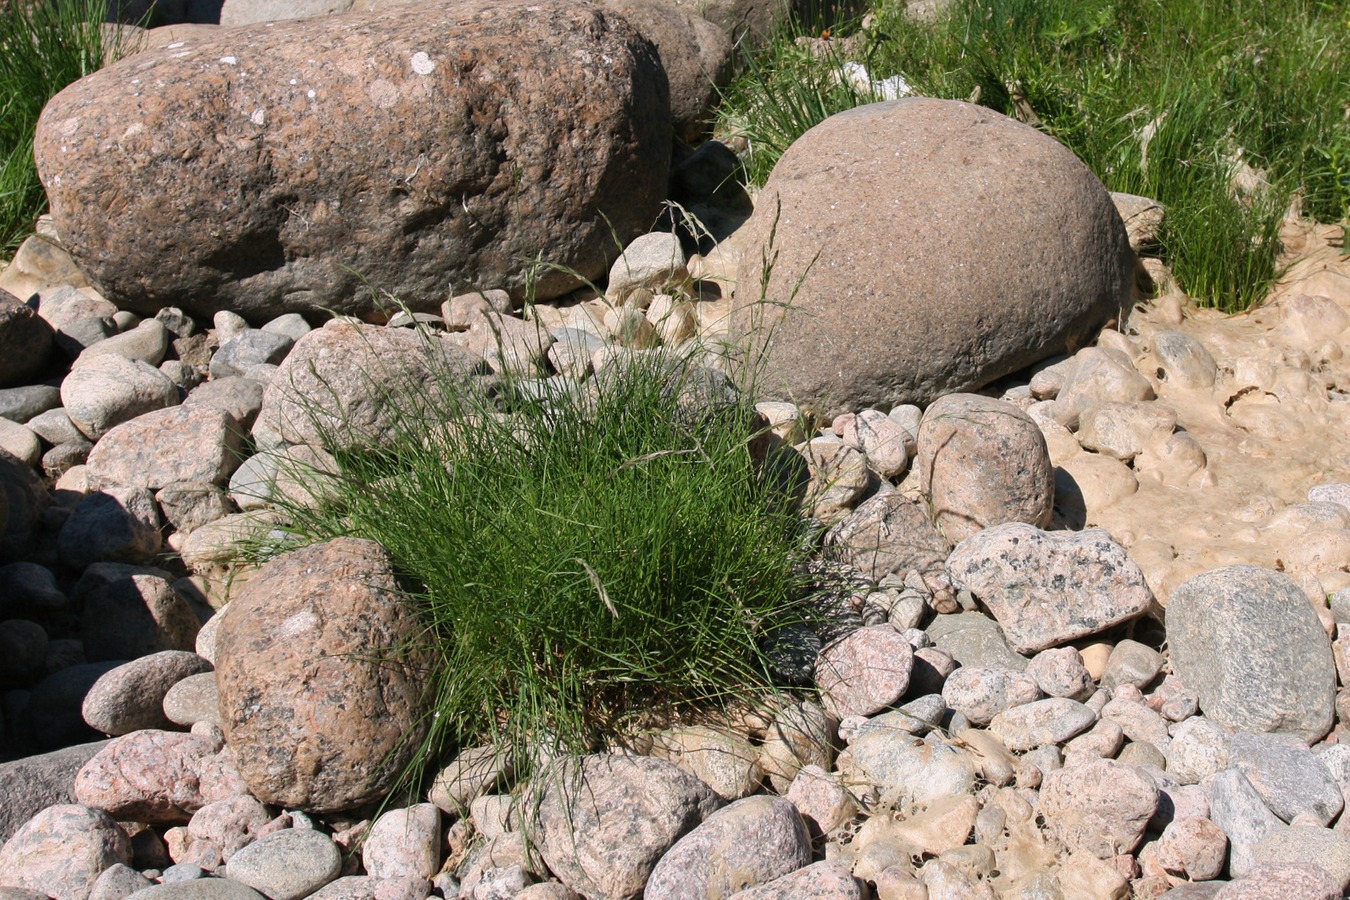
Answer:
248, 325, 825, 789
0, 0, 132, 254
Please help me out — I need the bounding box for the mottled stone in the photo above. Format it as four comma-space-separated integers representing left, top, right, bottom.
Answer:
1039, 759, 1159, 859
215, 538, 432, 812
534, 754, 722, 900
815, 626, 913, 719
0, 804, 131, 900
645, 796, 811, 900
946, 524, 1154, 654
1168, 566, 1336, 742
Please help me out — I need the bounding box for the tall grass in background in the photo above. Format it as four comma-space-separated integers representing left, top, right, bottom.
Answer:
718, 0, 1350, 311
0, 0, 129, 254
251, 336, 822, 787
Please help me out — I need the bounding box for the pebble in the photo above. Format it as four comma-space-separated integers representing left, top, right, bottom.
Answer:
645, 796, 810, 899
1025, 646, 1095, 700
653, 725, 764, 801
188, 795, 271, 862
1101, 639, 1165, 691
362, 803, 441, 880
1039, 759, 1159, 859
224, 828, 343, 900
1167, 717, 1233, 785
785, 765, 856, 837
81, 651, 213, 735
941, 666, 1041, 725
89, 863, 155, 900
1154, 817, 1228, 881
162, 672, 221, 728
987, 697, 1098, 752
815, 625, 913, 719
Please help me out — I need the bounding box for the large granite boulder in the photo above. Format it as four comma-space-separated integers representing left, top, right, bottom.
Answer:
215, 0, 732, 143
214, 537, 433, 812
35, 0, 671, 321
731, 98, 1133, 419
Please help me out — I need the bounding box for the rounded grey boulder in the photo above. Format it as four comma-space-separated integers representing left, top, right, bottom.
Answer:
1167, 565, 1335, 743
731, 98, 1133, 419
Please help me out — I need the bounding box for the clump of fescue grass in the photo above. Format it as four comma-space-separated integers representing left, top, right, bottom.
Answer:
251, 326, 823, 788
717, 0, 1350, 312
0, 0, 132, 253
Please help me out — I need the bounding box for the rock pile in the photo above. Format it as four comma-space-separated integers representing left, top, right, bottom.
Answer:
0, 3, 1348, 897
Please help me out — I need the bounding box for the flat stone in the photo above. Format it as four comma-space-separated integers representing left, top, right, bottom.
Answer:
1230, 732, 1343, 826
987, 697, 1097, 752
946, 524, 1155, 654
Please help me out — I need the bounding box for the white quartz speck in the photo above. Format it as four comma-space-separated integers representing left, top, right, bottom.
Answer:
220, 56, 237, 64
251, 108, 266, 126
411, 51, 435, 75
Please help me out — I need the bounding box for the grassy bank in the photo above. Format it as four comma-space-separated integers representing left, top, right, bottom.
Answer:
0, 0, 127, 254
718, 0, 1350, 312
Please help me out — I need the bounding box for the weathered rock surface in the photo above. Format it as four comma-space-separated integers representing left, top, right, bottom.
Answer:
74, 729, 241, 822
916, 394, 1056, 542
36, 0, 672, 319
214, 537, 432, 812
251, 321, 482, 451
0, 804, 131, 900
946, 524, 1155, 654
1167, 565, 1336, 742
1038, 759, 1158, 859
645, 796, 812, 899
534, 753, 722, 900
732, 98, 1132, 418
85, 405, 244, 491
